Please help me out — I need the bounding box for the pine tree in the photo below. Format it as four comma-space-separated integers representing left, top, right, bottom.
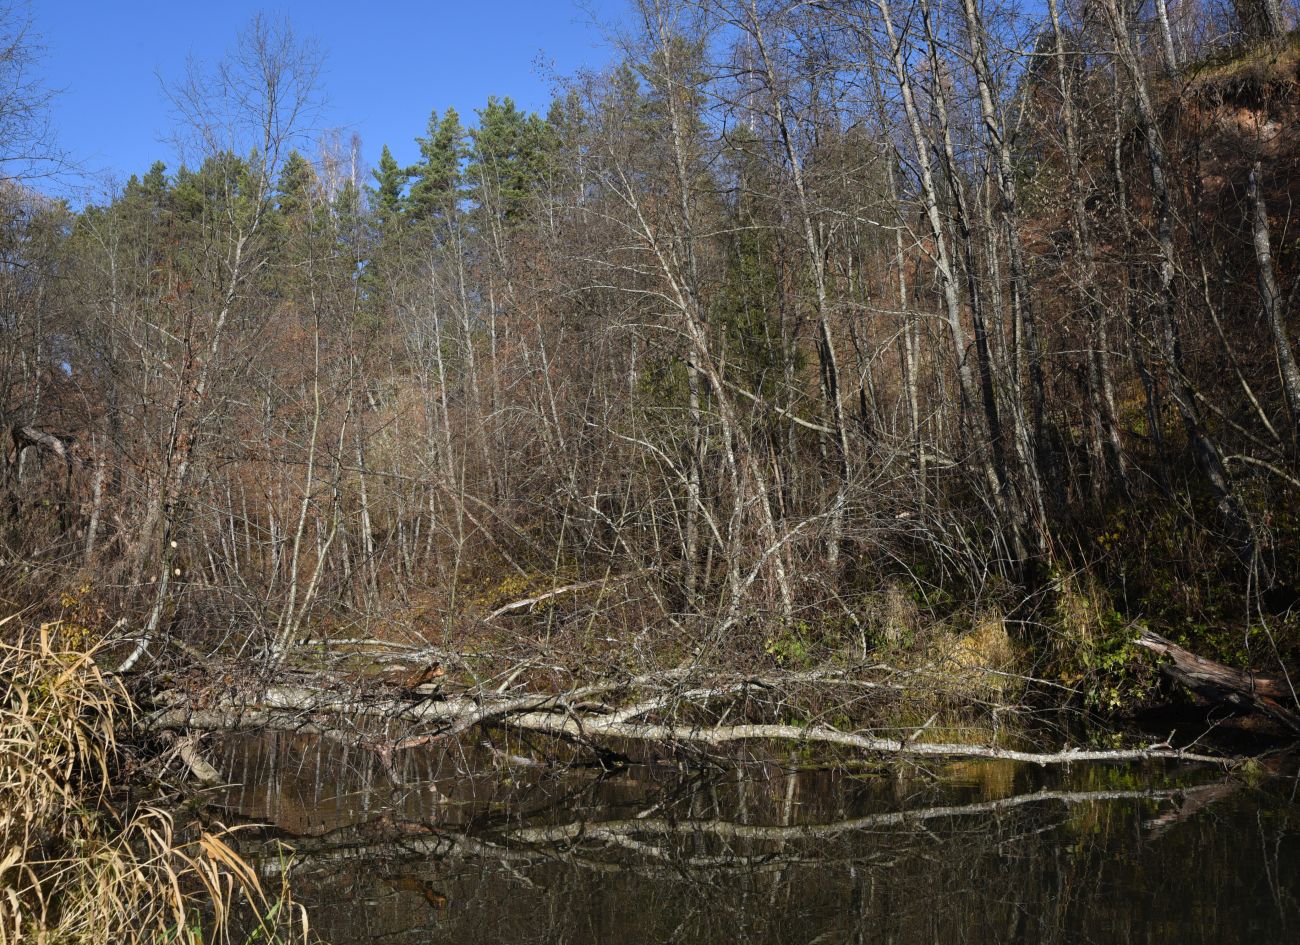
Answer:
368, 144, 408, 230
138, 161, 170, 207
168, 152, 258, 240
408, 108, 465, 223
275, 150, 316, 221
467, 97, 551, 225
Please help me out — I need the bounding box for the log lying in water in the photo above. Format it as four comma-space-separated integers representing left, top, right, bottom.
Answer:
145, 666, 1234, 769
1137, 629, 1300, 733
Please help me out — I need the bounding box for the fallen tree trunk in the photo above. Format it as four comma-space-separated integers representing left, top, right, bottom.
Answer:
457, 712, 1228, 767
145, 666, 1233, 769
1137, 628, 1300, 733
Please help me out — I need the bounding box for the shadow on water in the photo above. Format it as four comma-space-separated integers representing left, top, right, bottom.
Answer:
206, 733, 1299, 945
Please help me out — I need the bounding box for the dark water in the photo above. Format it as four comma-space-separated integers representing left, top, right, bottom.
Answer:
209, 734, 1299, 945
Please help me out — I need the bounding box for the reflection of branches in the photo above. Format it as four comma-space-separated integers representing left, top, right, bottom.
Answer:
212, 733, 1279, 945
254, 826, 878, 882
245, 782, 1236, 881
1141, 778, 1245, 838
504, 786, 1209, 847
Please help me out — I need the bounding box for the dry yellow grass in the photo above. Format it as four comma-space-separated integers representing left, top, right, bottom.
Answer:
932, 612, 1020, 698
0, 616, 310, 945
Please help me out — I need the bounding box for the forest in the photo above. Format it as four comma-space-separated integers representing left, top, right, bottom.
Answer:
5, 0, 1297, 696
2, 0, 1299, 938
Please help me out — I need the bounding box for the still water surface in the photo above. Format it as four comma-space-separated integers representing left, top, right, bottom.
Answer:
210, 734, 1298, 944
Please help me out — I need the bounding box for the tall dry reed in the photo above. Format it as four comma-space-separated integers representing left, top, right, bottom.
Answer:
0, 615, 310, 944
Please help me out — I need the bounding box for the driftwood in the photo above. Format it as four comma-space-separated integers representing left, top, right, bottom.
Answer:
1137, 628, 1300, 733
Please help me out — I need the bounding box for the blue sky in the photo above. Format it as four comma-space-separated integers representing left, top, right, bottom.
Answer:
30, 1, 622, 195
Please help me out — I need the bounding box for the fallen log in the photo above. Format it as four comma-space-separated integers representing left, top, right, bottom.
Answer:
146, 671, 1233, 768
474, 712, 1230, 767
1137, 628, 1300, 733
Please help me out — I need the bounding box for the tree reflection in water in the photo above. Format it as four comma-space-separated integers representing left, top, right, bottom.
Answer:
210, 733, 1298, 945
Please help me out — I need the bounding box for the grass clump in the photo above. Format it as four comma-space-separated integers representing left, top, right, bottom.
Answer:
0, 615, 309, 945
